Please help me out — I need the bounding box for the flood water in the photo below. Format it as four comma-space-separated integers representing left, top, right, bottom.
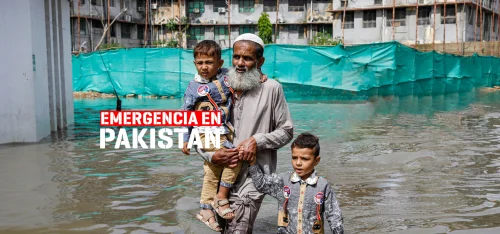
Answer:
2, 88, 500, 233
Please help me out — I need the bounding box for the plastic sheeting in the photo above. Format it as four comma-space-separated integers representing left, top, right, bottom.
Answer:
72, 41, 500, 98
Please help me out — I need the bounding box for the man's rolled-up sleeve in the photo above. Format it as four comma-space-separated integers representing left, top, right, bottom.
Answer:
253, 83, 293, 150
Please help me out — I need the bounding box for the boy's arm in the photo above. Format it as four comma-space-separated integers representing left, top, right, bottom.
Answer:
248, 162, 283, 200
180, 82, 198, 143
324, 183, 344, 234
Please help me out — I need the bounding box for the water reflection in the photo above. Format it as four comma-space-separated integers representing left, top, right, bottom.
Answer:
0, 88, 500, 233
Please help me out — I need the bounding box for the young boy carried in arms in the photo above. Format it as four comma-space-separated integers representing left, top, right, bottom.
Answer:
248, 133, 345, 234
180, 40, 265, 232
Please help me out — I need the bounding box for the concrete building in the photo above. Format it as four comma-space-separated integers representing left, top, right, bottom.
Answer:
329, 0, 500, 45
185, 0, 336, 48
70, 0, 338, 50
70, 0, 174, 52
0, 1, 74, 144
71, 0, 500, 50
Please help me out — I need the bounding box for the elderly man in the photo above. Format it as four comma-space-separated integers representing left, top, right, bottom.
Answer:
198, 33, 294, 233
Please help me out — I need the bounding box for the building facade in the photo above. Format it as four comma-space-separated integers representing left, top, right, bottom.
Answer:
70, 0, 185, 52
330, 0, 500, 45
70, 0, 500, 50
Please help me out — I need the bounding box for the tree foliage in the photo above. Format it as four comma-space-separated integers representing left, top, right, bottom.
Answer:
257, 12, 273, 44
310, 32, 342, 46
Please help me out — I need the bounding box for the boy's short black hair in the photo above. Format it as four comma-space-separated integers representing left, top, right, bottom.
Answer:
194, 40, 222, 60
291, 133, 320, 157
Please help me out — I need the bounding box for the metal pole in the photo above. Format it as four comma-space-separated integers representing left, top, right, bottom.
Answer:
342, 1, 347, 44
275, 0, 280, 43
455, 0, 459, 53
145, 0, 149, 46
497, 0, 500, 56
107, 0, 110, 44
415, 0, 419, 46
392, 0, 395, 41
444, 0, 447, 52
433, 0, 437, 50
480, 0, 483, 54
78, 0, 80, 52
491, 1, 496, 55
228, 0, 231, 48
475, 0, 479, 52
178, 0, 182, 48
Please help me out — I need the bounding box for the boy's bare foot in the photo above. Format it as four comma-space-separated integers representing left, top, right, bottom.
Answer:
196, 209, 221, 231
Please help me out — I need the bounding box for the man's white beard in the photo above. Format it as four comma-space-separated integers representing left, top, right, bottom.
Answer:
227, 67, 261, 91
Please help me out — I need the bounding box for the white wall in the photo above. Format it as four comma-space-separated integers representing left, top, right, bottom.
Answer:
0, 0, 73, 144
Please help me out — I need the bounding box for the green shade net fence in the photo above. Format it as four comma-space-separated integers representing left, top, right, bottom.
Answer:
72, 41, 500, 99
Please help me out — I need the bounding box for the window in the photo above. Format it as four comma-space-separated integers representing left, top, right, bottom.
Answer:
93, 19, 103, 28
214, 26, 229, 40
239, 0, 255, 13
341, 0, 347, 8
484, 14, 491, 39
110, 24, 116, 37
263, 0, 276, 12
288, 25, 305, 39
121, 24, 131, 38
137, 25, 145, 40
363, 10, 376, 28
272, 26, 280, 39
120, 0, 130, 9
80, 0, 85, 5
91, 0, 102, 6
342, 11, 354, 29
158, 0, 171, 6
213, 0, 226, 12
441, 6, 456, 24
110, 0, 116, 7
468, 6, 474, 25
298, 25, 305, 39
374, 0, 382, 5
288, 25, 298, 31
79, 19, 87, 35
188, 0, 205, 13
316, 24, 332, 36
418, 7, 431, 25
386, 8, 406, 27
189, 27, 205, 40
288, 0, 305, 12
239, 25, 255, 34
137, 0, 145, 7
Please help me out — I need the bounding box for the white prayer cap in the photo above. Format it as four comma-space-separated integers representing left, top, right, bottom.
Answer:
233, 33, 265, 49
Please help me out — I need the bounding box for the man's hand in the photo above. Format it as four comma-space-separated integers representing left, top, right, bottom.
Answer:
238, 137, 257, 163
212, 148, 240, 168
182, 142, 190, 155
260, 74, 269, 83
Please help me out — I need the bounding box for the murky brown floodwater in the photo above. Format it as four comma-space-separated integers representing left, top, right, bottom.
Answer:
1, 89, 500, 234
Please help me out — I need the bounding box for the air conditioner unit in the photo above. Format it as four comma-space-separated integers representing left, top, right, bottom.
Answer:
278, 18, 285, 23
218, 7, 226, 13
125, 15, 132, 22
246, 19, 253, 24
151, 3, 157, 10
137, 7, 145, 12
209, 19, 216, 24
194, 8, 200, 13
